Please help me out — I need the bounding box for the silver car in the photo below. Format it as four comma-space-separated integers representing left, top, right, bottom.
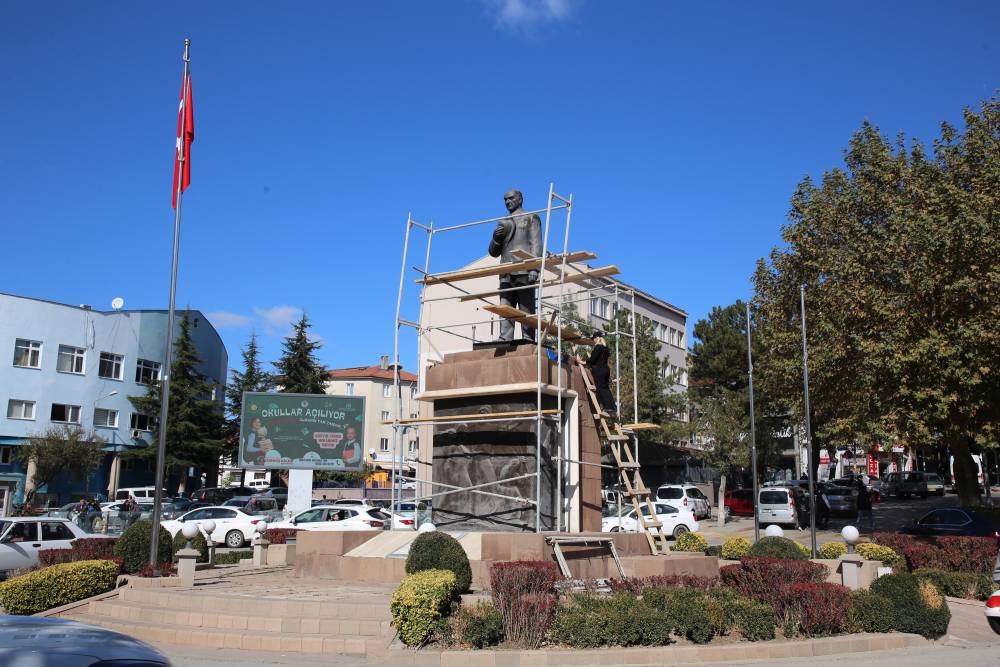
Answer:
0, 616, 170, 666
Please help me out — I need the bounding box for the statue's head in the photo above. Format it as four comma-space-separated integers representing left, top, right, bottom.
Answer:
504, 189, 523, 213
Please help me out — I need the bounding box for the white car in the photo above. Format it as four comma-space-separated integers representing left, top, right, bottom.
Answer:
655, 484, 712, 520
601, 502, 699, 539
268, 505, 391, 531
160, 506, 264, 548
0, 518, 89, 576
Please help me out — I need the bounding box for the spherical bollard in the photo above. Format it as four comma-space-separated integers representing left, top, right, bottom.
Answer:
841, 525, 860, 553
417, 522, 437, 533
181, 522, 199, 549
201, 519, 216, 536
764, 524, 784, 538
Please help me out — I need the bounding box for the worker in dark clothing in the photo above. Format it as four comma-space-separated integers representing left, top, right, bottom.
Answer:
585, 330, 617, 418
856, 480, 874, 532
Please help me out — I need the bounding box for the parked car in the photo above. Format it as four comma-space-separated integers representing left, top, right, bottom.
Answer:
45, 502, 81, 521
655, 484, 711, 520
883, 472, 930, 499
757, 487, 803, 528
188, 486, 257, 505
113, 487, 163, 502
269, 506, 392, 531
161, 500, 210, 520
0, 616, 170, 666
723, 489, 754, 517
601, 502, 699, 539
0, 518, 89, 577
260, 487, 288, 508
326, 498, 377, 509
223, 495, 278, 514
924, 473, 945, 496
904, 508, 1000, 538
819, 482, 858, 516
160, 506, 264, 548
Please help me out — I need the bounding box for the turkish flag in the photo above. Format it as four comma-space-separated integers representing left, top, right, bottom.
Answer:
172, 71, 194, 208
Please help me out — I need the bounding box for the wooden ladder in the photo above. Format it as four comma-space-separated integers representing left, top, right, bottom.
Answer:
578, 363, 669, 555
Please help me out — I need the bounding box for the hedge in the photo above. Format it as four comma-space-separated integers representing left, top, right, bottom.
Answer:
39, 538, 120, 568
872, 533, 995, 573
608, 574, 719, 594
550, 593, 673, 648
848, 590, 895, 633
747, 537, 806, 560
458, 601, 504, 648
405, 532, 472, 594
721, 558, 828, 625
818, 541, 848, 559
790, 582, 851, 636
913, 568, 994, 601
856, 543, 905, 571
870, 572, 951, 639
112, 520, 173, 574
390, 569, 456, 646
673, 532, 708, 552
213, 550, 252, 565
729, 598, 776, 641
489, 561, 560, 648
264, 528, 298, 544
0, 560, 119, 615
721, 536, 752, 560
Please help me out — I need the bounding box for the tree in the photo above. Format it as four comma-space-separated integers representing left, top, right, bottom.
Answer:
689, 388, 750, 526
273, 312, 328, 394
17, 425, 105, 510
689, 301, 752, 397
223, 332, 274, 463
753, 98, 1000, 505
128, 312, 225, 492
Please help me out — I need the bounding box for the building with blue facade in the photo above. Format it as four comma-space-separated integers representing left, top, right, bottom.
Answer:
0, 293, 227, 514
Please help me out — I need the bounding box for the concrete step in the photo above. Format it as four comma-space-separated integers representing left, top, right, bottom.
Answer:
73, 613, 388, 655
88, 599, 393, 636
117, 587, 392, 620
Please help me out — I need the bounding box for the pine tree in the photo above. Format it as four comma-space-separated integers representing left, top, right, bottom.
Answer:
127, 313, 225, 490
273, 312, 328, 394
223, 332, 274, 462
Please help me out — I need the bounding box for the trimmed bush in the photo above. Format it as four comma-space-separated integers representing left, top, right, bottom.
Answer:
390, 569, 456, 646
747, 537, 807, 560
0, 560, 119, 615
641, 586, 716, 644
730, 598, 776, 641
796, 542, 812, 558
872, 533, 945, 571
113, 520, 173, 574
264, 528, 298, 544
38, 548, 75, 567
458, 601, 504, 648
818, 541, 848, 559
856, 543, 904, 571
704, 545, 722, 557
608, 573, 719, 594
172, 530, 208, 562
38, 537, 120, 568
405, 532, 472, 594
870, 572, 951, 639
213, 549, 252, 565
848, 590, 895, 633
550, 593, 673, 647
490, 561, 560, 648
721, 536, 752, 560
673, 532, 708, 552
789, 582, 851, 636
936, 536, 997, 573
913, 568, 994, 601
721, 557, 828, 624
137, 562, 177, 578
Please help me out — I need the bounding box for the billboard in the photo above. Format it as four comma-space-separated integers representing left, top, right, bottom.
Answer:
238, 392, 366, 470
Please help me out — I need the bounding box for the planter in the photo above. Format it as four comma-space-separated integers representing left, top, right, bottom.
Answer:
266, 543, 297, 567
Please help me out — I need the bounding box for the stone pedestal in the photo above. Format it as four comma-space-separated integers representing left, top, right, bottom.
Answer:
176, 548, 199, 586
841, 552, 864, 590
423, 344, 601, 532
253, 538, 270, 567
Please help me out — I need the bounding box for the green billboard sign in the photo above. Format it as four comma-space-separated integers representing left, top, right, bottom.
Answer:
238, 392, 366, 470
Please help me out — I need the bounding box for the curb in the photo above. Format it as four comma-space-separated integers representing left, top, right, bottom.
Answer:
380, 633, 929, 666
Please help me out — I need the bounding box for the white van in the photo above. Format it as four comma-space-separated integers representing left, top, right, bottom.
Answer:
114, 487, 160, 501
246, 479, 270, 491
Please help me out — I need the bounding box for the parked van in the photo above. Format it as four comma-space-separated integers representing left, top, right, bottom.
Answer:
114, 487, 160, 502
757, 487, 801, 528
882, 472, 930, 499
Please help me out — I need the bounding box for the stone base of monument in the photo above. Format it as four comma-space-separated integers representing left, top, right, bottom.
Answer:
293, 530, 719, 589
422, 344, 603, 532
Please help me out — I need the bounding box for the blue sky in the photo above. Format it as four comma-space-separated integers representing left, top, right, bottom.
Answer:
3, 1, 997, 374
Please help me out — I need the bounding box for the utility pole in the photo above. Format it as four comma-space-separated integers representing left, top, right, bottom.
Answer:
800, 285, 817, 558
746, 302, 760, 543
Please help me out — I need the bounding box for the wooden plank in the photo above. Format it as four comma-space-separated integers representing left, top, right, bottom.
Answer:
622, 422, 658, 431
482, 304, 595, 345
381, 409, 560, 425
416, 251, 598, 285
457, 265, 620, 302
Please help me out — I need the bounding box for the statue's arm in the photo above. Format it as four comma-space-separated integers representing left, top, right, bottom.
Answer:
488, 220, 511, 258
530, 214, 542, 258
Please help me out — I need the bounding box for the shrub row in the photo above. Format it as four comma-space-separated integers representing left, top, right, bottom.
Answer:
213, 550, 253, 565
264, 528, 298, 544
490, 560, 560, 648
608, 573, 719, 594
872, 533, 995, 573
0, 560, 119, 615
38, 537, 119, 568
721, 557, 833, 632
913, 568, 994, 601
390, 569, 457, 646
747, 537, 808, 560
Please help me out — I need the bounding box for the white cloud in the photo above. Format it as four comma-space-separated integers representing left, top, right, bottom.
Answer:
204, 311, 252, 328
488, 0, 575, 33
253, 305, 302, 337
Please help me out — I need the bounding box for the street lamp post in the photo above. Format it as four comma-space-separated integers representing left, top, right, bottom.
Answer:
800, 285, 817, 559
745, 303, 760, 543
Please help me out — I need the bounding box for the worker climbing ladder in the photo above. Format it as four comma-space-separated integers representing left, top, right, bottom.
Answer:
578, 363, 670, 555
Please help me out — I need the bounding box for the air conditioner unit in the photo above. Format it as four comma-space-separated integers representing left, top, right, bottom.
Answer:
131, 429, 141, 439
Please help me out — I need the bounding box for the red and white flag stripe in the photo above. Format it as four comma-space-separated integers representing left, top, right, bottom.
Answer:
172, 71, 194, 208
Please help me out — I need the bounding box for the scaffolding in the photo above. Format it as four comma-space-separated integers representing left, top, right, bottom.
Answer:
387, 183, 665, 551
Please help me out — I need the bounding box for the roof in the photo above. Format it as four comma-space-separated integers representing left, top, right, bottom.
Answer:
328, 365, 418, 383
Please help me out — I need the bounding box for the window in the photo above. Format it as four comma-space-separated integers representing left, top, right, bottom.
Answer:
590, 297, 599, 316
381, 410, 390, 422
345, 382, 355, 396
50, 403, 81, 424
0, 447, 12, 464
408, 440, 418, 453
382, 384, 392, 398
135, 359, 161, 385
410, 386, 417, 399
379, 437, 389, 452
130, 413, 155, 432
40, 522, 75, 541
7, 399, 35, 420
599, 299, 609, 319
296, 509, 326, 523
676, 329, 684, 348
13, 339, 42, 368
57, 345, 86, 374
94, 408, 119, 428
6, 522, 37, 542
98, 352, 124, 380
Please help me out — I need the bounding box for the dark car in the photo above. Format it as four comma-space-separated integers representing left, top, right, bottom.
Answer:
724, 489, 754, 516
0, 616, 170, 666
189, 486, 256, 505
904, 507, 1000, 538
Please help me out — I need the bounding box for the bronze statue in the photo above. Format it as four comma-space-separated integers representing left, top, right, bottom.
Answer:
488, 189, 542, 341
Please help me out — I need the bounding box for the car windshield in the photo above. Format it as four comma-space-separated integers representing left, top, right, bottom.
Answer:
657, 488, 683, 499
368, 509, 391, 520
0, 521, 10, 536
926, 474, 941, 482
760, 490, 788, 504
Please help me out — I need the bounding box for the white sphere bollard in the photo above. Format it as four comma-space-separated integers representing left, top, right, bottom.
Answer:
201, 519, 216, 535
764, 524, 784, 538
417, 522, 437, 533
841, 525, 860, 553
181, 522, 200, 540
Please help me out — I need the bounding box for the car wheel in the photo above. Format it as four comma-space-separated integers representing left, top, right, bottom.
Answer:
225, 530, 245, 548
673, 524, 689, 539
610, 526, 620, 533
989, 617, 1000, 635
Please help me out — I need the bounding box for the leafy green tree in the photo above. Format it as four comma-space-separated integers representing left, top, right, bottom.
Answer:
689, 301, 752, 397
223, 332, 274, 462
128, 313, 225, 492
273, 312, 328, 394
16, 425, 105, 511
753, 98, 1000, 505
689, 388, 750, 526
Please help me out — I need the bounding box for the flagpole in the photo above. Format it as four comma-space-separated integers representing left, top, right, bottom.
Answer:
149, 38, 191, 569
